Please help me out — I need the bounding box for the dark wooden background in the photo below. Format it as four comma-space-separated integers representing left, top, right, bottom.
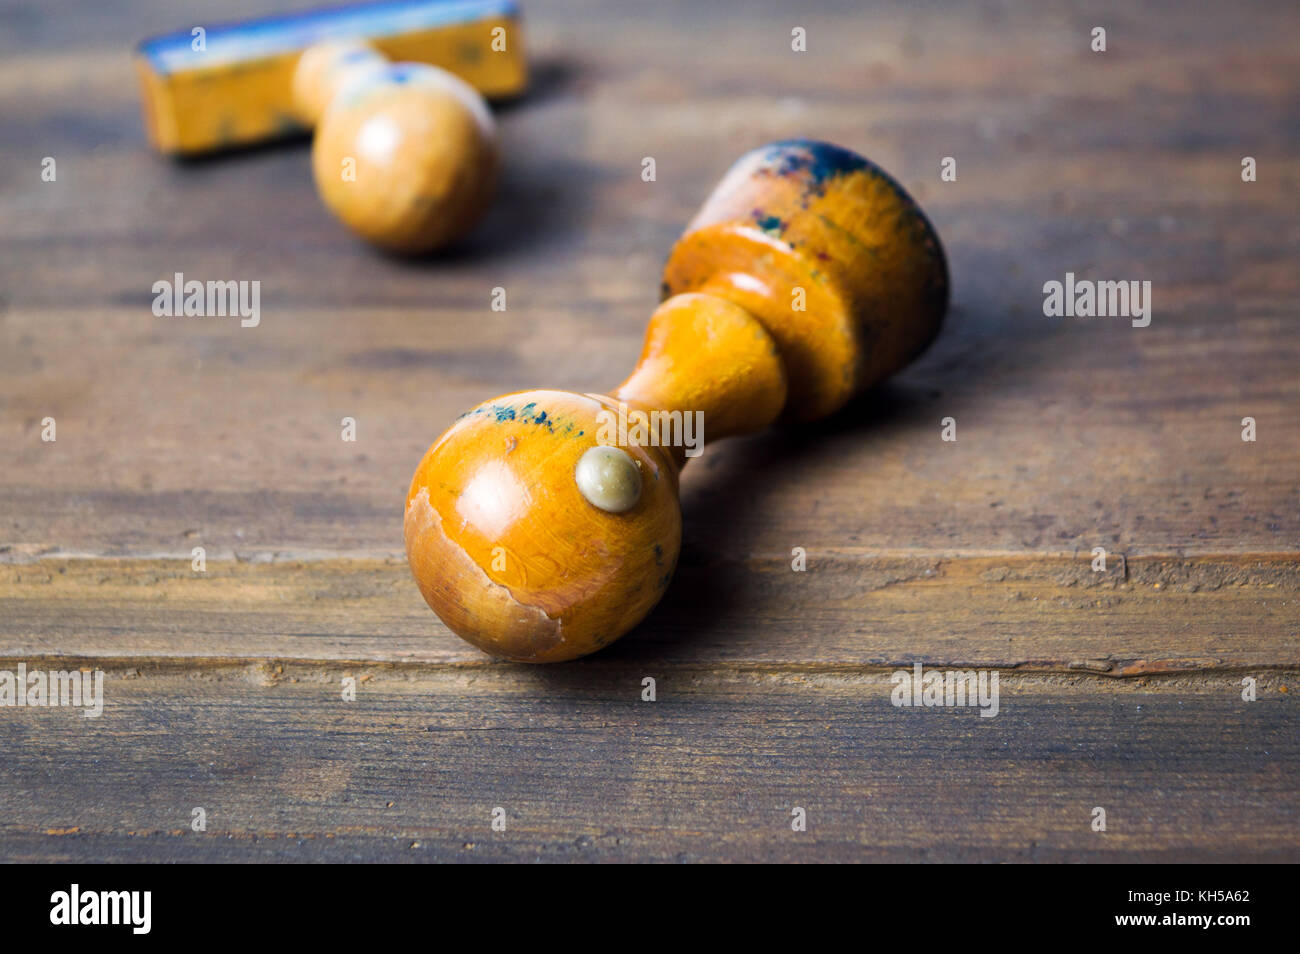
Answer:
1, 0, 1296, 861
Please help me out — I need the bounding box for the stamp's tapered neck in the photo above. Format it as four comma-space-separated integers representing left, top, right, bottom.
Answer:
613, 291, 788, 469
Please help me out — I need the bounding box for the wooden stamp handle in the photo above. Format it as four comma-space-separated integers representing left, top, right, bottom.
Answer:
291, 39, 498, 253
405, 140, 948, 662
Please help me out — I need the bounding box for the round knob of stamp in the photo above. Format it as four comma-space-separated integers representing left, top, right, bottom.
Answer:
404, 390, 681, 664
292, 40, 499, 254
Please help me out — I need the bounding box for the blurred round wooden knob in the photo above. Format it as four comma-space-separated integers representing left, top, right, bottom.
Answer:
405, 140, 949, 662
292, 40, 498, 253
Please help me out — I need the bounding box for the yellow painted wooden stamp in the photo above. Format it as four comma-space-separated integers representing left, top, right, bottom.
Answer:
134, 0, 526, 155
292, 39, 498, 253
405, 140, 949, 661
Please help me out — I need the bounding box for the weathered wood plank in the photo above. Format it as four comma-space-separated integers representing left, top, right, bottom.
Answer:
2, 555, 1296, 668
1, 665, 1293, 862
2, 304, 1298, 556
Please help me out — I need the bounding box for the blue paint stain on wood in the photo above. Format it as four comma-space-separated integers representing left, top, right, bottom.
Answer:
138, 0, 520, 74
764, 139, 868, 187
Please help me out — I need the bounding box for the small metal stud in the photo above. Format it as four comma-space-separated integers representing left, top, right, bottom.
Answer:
575, 446, 642, 513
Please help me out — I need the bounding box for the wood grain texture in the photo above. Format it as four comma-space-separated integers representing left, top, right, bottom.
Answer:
2, 555, 1297, 671
0, 0, 1297, 861
0, 665, 1294, 863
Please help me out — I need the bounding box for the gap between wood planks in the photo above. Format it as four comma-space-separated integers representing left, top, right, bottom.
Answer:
0, 658, 1294, 695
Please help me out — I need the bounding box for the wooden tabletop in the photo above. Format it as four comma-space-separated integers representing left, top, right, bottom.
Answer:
1, 0, 1296, 862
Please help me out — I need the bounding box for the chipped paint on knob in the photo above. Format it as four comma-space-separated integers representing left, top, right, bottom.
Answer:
575, 446, 642, 513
